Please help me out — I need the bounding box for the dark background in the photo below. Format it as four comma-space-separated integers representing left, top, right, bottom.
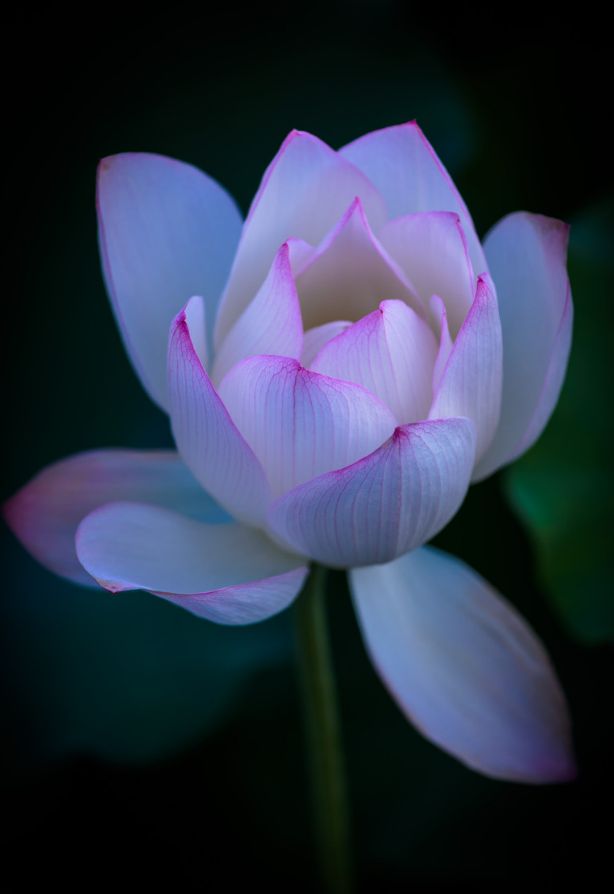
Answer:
2, 4, 613, 890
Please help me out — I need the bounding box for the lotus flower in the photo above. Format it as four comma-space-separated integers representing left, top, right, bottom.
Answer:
5, 123, 574, 783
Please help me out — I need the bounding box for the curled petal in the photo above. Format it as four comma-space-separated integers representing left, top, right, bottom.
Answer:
215, 130, 387, 345
76, 502, 308, 625
350, 546, 575, 783
168, 298, 271, 525
97, 152, 241, 408
474, 213, 573, 480
311, 299, 437, 423
3, 450, 224, 586
268, 418, 476, 567
219, 355, 397, 498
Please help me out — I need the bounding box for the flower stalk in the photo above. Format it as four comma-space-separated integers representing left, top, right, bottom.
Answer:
295, 564, 352, 894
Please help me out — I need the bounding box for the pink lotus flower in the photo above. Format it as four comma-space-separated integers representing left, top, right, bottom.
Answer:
5, 123, 574, 783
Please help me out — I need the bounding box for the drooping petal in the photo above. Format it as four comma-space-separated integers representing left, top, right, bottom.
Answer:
310, 300, 437, 423
431, 295, 453, 393
76, 502, 308, 625
301, 321, 351, 367
3, 450, 225, 586
380, 211, 475, 335
296, 198, 420, 330
168, 298, 271, 525
212, 243, 303, 383
97, 153, 242, 409
474, 213, 573, 480
350, 546, 575, 783
214, 131, 388, 345
430, 275, 503, 464
341, 122, 487, 277
268, 418, 475, 567
218, 355, 397, 499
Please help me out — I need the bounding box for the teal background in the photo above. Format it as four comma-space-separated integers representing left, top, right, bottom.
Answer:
2, 5, 612, 889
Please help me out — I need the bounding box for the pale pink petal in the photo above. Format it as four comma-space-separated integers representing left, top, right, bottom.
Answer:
341, 123, 488, 277
76, 502, 308, 625
430, 295, 453, 393
97, 153, 241, 409
214, 131, 387, 345
301, 321, 352, 367
212, 244, 303, 383
268, 418, 475, 567
218, 355, 397, 499
310, 300, 437, 423
474, 213, 573, 480
430, 275, 503, 464
380, 211, 475, 335
3, 450, 224, 586
296, 198, 421, 330
350, 546, 575, 783
168, 298, 271, 524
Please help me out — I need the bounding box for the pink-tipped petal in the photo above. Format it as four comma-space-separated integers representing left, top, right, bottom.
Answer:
310, 299, 437, 423
76, 502, 308, 625
218, 355, 397, 499
97, 153, 241, 409
268, 418, 475, 567
296, 198, 421, 330
474, 213, 573, 480
212, 243, 303, 383
350, 546, 575, 783
3, 450, 224, 586
341, 123, 488, 277
430, 295, 453, 392
301, 321, 352, 367
430, 274, 503, 464
380, 211, 475, 335
168, 298, 271, 524
214, 131, 387, 345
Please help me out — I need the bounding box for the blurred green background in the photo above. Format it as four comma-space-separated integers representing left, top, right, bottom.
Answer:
2, 4, 612, 889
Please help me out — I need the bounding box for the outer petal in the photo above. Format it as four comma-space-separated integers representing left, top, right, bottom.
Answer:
3, 450, 224, 586
218, 355, 397, 498
341, 122, 488, 276
311, 299, 437, 424
76, 502, 308, 625
296, 198, 420, 330
212, 243, 303, 383
97, 153, 242, 409
430, 274, 503, 464
215, 130, 387, 344
168, 298, 271, 525
268, 418, 475, 567
380, 211, 475, 335
474, 213, 573, 480
350, 546, 575, 783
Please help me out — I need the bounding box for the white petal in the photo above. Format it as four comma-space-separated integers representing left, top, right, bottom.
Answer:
430, 295, 453, 393
350, 546, 575, 783
218, 355, 396, 498
76, 502, 308, 625
301, 321, 352, 367
97, 153, 241, 408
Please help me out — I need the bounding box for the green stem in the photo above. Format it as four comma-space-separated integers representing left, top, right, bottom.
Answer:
295, 564, 352, 894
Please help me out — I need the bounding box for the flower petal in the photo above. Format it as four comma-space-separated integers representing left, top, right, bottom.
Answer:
268, 418, 475, 567
215, 130, 387, 345
3, 450, 224, 586
168, 298, 271, 524
218, 355, 397, 499
430, 274, 503, 464
296, 198, 420, 330
341, 122, 487, 277
310, 299, 437, 423
76, 502, 308, 625
212, 243, 303, 383
301, 321, 351, 367
97, 153, 242, 409
350, 546, 575, 783
431, 295, 453, 392
380, 211, 475, 335
474, 213, 573, 480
